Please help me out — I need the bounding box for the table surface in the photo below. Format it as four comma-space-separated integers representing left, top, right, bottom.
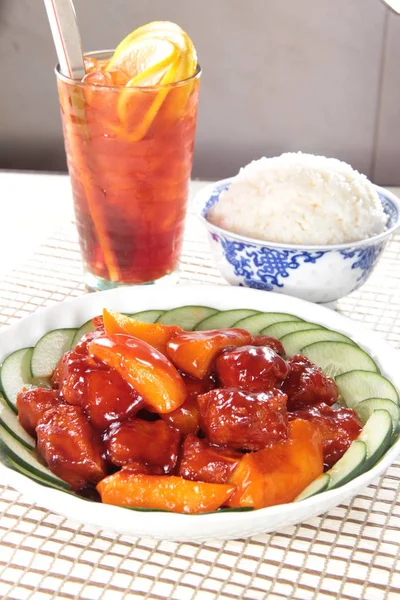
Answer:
0, 171, 400, 600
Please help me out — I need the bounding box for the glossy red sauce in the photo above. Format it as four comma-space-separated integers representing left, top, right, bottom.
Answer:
197, 387, 289, 450
104, 418, 180, 473
283, 354, 339, 410
16, 388, 62, 437
179, 434, 241, 484
289, 403, 363, 469
166, 328, 252, 379
36, 404, 106, 490
216, 345, 289, 392
16, 318, 362, 500
250, 335, 285, 356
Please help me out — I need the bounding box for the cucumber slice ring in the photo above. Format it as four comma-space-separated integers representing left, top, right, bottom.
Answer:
71, 320, 96, 348
281, 329, 356, 358
5, 453, 69, 492
127, 310, 165, 323
358, 410, 393, 472
31, 329, 77, 378
327, 440, 367, 490
157, 306, 219, 330
195, 309, 259, 331
301, 341, 379, 378
233, 312, 302, 335
294, 473, 331, 501
261, 320, 322, 339
0, 425, 69, 489
0, 347, 33, 411
336, 370, 399, 408
355, 398, 400, 433
0, 395, 35, 450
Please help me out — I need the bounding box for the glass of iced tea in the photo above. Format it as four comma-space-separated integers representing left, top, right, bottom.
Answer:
55, 24, 200, 290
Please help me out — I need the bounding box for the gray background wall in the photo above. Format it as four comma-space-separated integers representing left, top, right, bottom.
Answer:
0, 0, 399, 183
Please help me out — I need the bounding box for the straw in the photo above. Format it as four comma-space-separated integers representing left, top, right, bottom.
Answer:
43, 0, 120, 282
43, 0, 85, 79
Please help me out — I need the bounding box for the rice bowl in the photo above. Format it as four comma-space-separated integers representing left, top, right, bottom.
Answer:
207, 153, 387, 246
194, 176, 400, 303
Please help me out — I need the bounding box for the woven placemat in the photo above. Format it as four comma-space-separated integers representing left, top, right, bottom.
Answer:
0, 199, 399, 600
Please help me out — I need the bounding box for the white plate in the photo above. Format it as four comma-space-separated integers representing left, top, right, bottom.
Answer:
1, 285, 399, 542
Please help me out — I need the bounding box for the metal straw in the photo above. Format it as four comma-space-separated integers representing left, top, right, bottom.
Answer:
43, 0, 86, 79
43, 0, 121, 282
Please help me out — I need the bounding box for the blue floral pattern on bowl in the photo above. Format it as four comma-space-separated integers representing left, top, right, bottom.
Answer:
196, 179, 400, 303
339, 244, 385, 284
202, 182, 230, 216
380, 192, 399, 228
212, 235, 326, 292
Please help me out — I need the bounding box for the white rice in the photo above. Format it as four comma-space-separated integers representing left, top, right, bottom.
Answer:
207, 153, 387, 245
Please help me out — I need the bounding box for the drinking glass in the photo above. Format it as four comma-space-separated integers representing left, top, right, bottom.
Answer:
56, 51, 201, 290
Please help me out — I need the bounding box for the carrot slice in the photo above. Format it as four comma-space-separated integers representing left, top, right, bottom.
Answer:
88, 334, 186, 413
97, 470, 235, 514
166, 328, 251, 379
103, 308, 182, 354
227, 420, 323, 509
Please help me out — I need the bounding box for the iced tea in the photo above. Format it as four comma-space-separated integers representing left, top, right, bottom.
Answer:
56, 46, 200, 289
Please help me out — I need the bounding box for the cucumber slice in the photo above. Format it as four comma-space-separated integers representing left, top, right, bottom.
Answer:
327, 440, 367, 490
31, 329, 77, 378
0, 437, 14, 467
281, 329, 356, 358
301, 341, 379, 378
4, 452, 68, 491
233, 313, 302, 335
128, 310, 165, 323
261, 320, 321, 339
294, 473, 331, 501
0, 347, 33, 411
71, 319, 95, 348
195, 309, 259, 331
0, 394, 35, 450
0, 425, 69, 488
355, 398, 400, 433
336, 370, 399, 409
358, 410, 393, 472
157, 306, 218, 330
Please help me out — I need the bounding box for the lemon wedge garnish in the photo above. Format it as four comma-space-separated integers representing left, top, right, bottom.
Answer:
108, 21, 198, 140
117, 54, 181, 140
113, 21, 197, 80
107, 36, 178, 81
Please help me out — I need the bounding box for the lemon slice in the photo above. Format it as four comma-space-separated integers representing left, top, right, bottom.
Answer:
110, 21, 198, 140
126, 23, 198, 124
131, 24, 197, 81
107, 36, 178, 79
135, 21, 197, 76
108, 21, 197, 81
117, 54, 181, 141
123, 42, 181, 87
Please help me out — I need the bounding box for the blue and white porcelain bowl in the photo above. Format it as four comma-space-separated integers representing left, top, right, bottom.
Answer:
194, 178, 400, 304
